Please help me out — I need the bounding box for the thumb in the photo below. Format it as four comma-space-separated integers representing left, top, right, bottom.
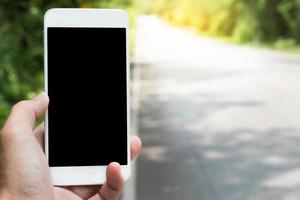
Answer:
3, 93, 49, 133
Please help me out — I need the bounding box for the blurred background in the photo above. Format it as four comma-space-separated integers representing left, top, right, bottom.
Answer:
1, 0, 300, 199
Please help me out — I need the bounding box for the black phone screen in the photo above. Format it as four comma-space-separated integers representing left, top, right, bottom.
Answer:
47, 27, 127, 167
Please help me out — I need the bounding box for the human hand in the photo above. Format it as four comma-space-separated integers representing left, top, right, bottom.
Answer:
0, 93, 142, 200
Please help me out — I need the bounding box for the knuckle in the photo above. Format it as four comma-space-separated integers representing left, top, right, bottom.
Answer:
12, 100, 31, 112
11, 100, 35, 120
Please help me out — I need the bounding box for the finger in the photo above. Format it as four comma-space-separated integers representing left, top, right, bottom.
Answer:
72, 137, 142, 200
63, 185, 100, 200
3, 92, 49, 134
130, 135, 142, 161
54, 186, 83, 200
96, 162, 124, 200
33, 122, 45, 148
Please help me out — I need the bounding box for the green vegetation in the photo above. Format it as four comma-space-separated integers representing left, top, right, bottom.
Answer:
145, 0, 300, 50
0, 0, 135, 126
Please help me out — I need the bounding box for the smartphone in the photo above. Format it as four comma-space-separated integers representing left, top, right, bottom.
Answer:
44, 8, 130, 185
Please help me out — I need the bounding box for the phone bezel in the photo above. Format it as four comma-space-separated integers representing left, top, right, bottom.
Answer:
44, 8, 130, 186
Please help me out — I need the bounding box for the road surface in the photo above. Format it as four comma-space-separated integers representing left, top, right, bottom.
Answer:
134, 16, 300, 200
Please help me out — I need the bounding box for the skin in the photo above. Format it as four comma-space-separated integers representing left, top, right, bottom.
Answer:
0, 92, 142, 200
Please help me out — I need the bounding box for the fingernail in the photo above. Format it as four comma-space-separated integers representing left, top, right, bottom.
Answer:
111, 162, 120, 167
33, 92, 46, 100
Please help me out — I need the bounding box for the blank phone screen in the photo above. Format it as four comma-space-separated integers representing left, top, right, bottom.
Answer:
47, 27, 127, 167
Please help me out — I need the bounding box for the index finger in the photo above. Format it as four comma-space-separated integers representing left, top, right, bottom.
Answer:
2, 93, 49, 134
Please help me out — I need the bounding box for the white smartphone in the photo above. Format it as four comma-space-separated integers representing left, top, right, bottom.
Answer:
44, 8, 130, 186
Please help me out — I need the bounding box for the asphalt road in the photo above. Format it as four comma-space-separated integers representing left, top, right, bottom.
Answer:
134, 16, 300, 200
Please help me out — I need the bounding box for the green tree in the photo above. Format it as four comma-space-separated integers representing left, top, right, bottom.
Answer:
148, 0, 300, 44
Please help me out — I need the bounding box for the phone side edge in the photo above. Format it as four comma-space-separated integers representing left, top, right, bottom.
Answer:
44, 13, 49, 163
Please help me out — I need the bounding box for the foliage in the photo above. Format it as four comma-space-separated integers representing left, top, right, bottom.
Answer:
146, 0, 300, 45
0, 0, 134, 126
